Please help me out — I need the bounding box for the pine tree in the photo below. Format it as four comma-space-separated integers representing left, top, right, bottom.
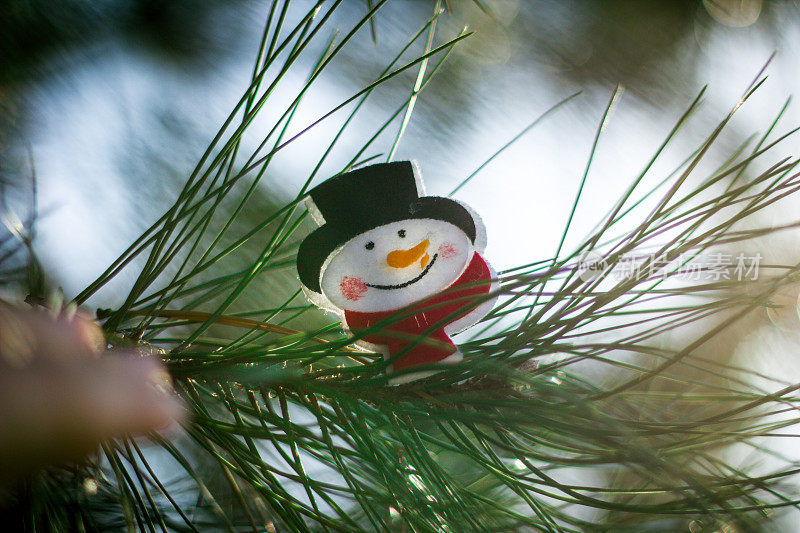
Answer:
5, 1, 800, 531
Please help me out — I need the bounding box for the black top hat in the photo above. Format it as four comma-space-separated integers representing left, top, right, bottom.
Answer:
297, 161, 477, 293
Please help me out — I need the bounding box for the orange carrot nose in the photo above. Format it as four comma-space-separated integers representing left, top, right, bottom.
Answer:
387, 239, 430, 268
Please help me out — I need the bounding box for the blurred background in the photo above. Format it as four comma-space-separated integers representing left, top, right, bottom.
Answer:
3, 0, 800, 528
4, 0, 800, 296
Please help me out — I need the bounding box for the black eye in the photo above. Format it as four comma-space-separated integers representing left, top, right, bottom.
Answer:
397, 229, 406, 238
365, 241, 375, 250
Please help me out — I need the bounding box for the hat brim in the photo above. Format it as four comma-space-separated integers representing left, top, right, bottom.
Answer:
297, 196, 476, 294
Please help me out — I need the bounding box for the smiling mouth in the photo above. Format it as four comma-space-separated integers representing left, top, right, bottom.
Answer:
365, 253, 439, 290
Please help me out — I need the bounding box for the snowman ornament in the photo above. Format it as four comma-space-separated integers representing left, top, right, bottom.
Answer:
297, 161, 498, 383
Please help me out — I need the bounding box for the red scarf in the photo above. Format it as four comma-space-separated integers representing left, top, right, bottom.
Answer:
344, 253, 492, 372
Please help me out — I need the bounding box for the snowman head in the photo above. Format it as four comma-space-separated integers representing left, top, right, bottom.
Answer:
319, 218, 474, 312
297, 161, 485, 311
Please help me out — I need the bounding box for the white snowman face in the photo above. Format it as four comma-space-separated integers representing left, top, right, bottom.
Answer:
320, 219, 474, 312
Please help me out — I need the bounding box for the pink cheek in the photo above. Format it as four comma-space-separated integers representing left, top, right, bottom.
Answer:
340, 276, 368, 301
438, 242, 458, 259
